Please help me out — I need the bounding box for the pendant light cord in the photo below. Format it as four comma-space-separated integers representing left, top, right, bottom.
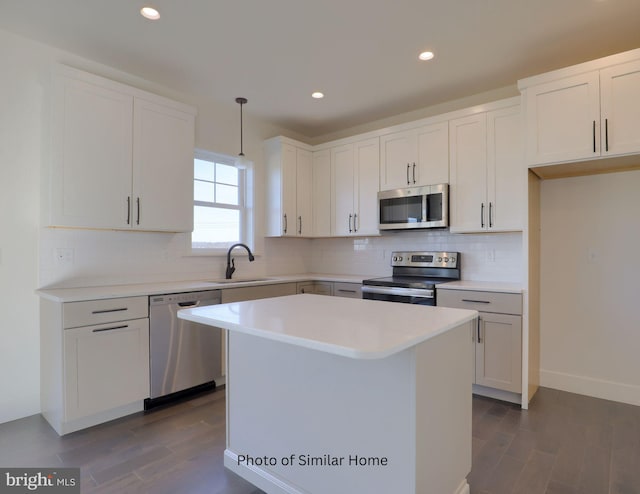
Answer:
236, 97, 247, 157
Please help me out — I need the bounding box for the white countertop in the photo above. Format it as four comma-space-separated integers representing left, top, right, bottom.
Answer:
178, 293, 477, 360
36, 273, 369, 302
438, 280, 523, 293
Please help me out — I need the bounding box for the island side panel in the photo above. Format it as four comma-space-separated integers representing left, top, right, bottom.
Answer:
414, 320, 473, 494
225, 331, 415, 494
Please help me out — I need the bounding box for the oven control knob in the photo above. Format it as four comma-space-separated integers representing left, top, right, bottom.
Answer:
437, 257, 442, 262
450, 257, 456, 263
398, 256, 403, 262
444, 257, 449, 262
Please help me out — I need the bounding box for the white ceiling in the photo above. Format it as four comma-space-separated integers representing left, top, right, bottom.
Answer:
1, 0, 640, 138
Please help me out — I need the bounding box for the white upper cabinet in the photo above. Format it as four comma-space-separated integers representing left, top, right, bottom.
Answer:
449, 113, 488, 232
312, 149, 332, 237
265, 137, 313, 237
132, 98, 195, 232
331, 137, 379, 236
519, 48, 640, 167
487, 105, 525, 232
523, 72, 600, 165
379, 121, 448, 190
49, 66, 196, 232
449, 100, 523, 233
600, 59, 640, 156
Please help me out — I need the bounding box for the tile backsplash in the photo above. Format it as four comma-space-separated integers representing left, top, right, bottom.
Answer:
309, 230, 523, 282
39, 227, 522, 288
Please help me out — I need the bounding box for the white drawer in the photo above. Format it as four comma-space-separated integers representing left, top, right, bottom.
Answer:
63, 296, 149, 329
333, 282, 362, 299
437, 289, 522, 315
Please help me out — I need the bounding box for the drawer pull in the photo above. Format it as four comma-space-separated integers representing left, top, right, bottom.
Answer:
338, 289, 357, 294
91, 307, 128, 314
461, 299, 491, 304
92, 324, 128, 333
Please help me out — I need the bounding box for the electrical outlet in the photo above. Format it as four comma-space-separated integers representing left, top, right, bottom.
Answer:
55, 248, 74, 265
487, 249, 496, 262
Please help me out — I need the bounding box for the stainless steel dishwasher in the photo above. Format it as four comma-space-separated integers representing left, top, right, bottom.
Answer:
146, 290, 221, 409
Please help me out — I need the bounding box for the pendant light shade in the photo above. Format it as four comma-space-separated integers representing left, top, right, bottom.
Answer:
235, 97, 250, 169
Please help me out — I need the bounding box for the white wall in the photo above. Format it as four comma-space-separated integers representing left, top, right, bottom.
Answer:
540, 169, 640, 405
0, 30, 45, 424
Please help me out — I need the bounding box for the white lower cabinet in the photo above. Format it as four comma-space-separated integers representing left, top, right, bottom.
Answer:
437, 289, 522, 399
333, 282, 362, 299
64, 318, 149, 421
296, 281, 333, 295
475, 312, 522, 393
40, 296, 150, 435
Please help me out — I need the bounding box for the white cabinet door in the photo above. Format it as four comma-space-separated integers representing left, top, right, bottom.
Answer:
415, 121, 449, 186
476, 313, 522, 393
600, 59, 640, 156
64, 318, 150, 421
379, 123, 448, 189
354, 137, 379, 235
524, 72, 600, 165
312, 149, 332, 237
295, 148, 313, 236
379, 130, 414, 190
50, 75, 134, 229
132, 98, 194, 232
449, 113, 488, 232
487, 105, 524, 231
281, 143, 298, 236
331, 143, 356, 236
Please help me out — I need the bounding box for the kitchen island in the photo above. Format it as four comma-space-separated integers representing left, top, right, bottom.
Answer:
178, 294, 477, 494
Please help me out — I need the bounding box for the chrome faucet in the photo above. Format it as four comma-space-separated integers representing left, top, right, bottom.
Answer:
225, 243, 255, 279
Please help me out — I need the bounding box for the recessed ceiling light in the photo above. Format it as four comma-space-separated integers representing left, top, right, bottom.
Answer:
140, 6, 160, 20
311, 92, 324, 99
418, 51, 435, 61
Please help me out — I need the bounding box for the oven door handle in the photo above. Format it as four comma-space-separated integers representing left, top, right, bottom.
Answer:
361, 285, 434, 298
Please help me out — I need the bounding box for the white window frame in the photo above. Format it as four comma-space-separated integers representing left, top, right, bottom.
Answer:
190, 149, 254, 256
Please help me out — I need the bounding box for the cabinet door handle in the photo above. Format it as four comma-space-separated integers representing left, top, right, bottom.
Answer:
136, 197, 140, 225
593, 120, 596, 153
605, 118, 609, 152
126, 196, 131, 225
283, 214, 287, 234
406, 163, 410, 185
348, 214, 353, 233
481, 203, 485, 228
298, 216, 302, 235
92, 324, 129, 333
92, 307, 128, 314
489, 202, 493, 228
462, 299, 491, 304
412, 163, 416, 184
353, 213, 358, 232
477, 318, 482, 343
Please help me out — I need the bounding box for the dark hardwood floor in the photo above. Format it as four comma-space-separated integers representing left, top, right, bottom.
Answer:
1, 387, 639, 493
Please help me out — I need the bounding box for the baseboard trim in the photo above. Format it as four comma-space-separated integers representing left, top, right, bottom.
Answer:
540, 369, 640, 406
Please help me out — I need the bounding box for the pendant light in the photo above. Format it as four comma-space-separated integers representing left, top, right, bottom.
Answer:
235, 97, 250, 169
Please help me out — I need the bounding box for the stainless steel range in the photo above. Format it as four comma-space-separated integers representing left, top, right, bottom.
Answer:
362, 251, 460, 305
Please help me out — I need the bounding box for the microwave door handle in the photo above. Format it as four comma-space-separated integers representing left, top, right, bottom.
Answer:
422, 194, 428, 223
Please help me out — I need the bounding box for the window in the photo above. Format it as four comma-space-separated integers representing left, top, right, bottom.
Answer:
192, 149, 253, 252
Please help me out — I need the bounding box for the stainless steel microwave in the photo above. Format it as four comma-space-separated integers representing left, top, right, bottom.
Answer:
378, 184, 449, 230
